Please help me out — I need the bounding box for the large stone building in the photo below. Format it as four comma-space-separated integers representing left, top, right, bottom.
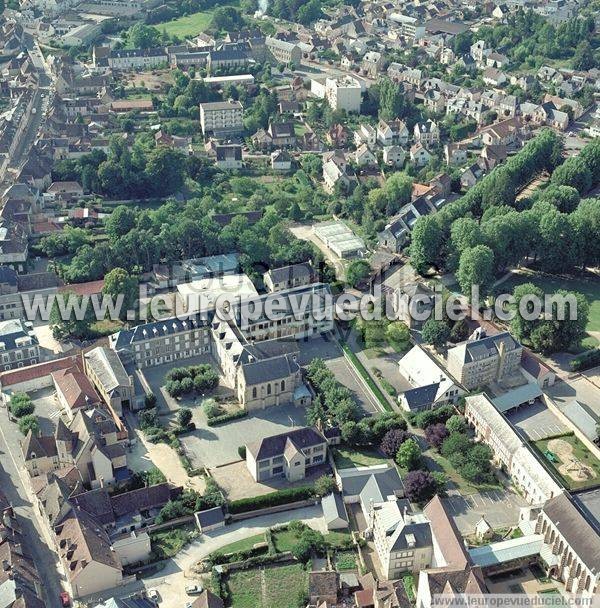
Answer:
447, 330, 523, 390
265, 37, 302, 65
324, 77, 362, 113
111, 283, 332, 411
464, 394, 561, 504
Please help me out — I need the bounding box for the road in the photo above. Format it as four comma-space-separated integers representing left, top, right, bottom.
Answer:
2, 33, 52, 182
0, 407, 64, 607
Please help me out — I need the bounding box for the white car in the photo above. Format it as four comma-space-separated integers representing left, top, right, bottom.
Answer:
147, 588, 160, 603
185, 584, 203, 595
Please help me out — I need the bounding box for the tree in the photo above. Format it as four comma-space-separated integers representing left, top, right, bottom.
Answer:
177, 408, 192, 429
106, 206, 136, 240
128, 23, 160, 48
404, 470, 439, 503
449, 319, 470, 343
441, 432, 471, 459
18, 415, 40, 436
103, 268, 138, 319
50, 292, 95, 340
551, 156, 592, 195
314, 475, 337, 496
425, 423, 449, 451
386, 322, 411, 351
457, 245, 495, 296
410, 216, 442, 274
446, 415, 467, 434
9, 393, 34, 418
211, 6, 243, 31
395, 438, 422, 471
421, 320, 450, 348
145, 148, 186, 196
573, 41, 595, 71
346, 259, 371, 288
380, 429, 411, 458
384, 173, 413, 213
203, 399, 220, 419
291, 529, 326, 562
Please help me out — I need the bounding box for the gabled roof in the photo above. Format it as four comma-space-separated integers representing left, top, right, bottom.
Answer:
247, 427, 326, 460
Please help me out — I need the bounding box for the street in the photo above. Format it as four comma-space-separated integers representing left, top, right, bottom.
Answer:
0, 407, 64, 608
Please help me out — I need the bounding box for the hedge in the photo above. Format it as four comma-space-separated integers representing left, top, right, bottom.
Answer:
207, 410, 249, 426
570, 348, 600, 372
228, 486, 316, 514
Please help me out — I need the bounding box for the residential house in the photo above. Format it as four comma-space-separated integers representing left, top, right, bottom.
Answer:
264, 262, 313, 293
52, 364, 102, 418
410, 143, 432, 167
354, 123, 377, 148
327, 124, 349, 148
355, 143, 377, 167
483, 67, 507, 87
383, 145, 406, 167
424, 89, 445, 113
0, 319, 39, 370
398, 345, 464, 412
447, 330, 523, 390
414, 120, 440, 146
480, 117, 525, 146
460, 162, 485, 189
270, 150, 292, 172
377, 120, 409, 147
362, 51, 384, 77
245, 427, 327, 482
215, 145, 243, 170
323, 152, 351, 193
322, 492, 349, 530
370, 497, 433, 579
444, 143, 468, 166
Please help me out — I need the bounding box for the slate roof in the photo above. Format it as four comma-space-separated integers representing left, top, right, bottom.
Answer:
461, 331, 520, 363
339, 465, 403, 501
247, 427, 326, 460
322, 492, 349, 526
240, 352, 299, 385
84, 347, 130, 393
0, 320, 36, 350
267, 262, 313, 285
0, 265, 17, 286
196, 506, 225, 529
403, 383, 440, 410
112, 315, 211, 349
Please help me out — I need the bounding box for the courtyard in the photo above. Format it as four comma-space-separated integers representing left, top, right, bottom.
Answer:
180, 402, 308, 469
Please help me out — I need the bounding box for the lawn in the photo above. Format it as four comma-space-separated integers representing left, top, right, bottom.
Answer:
228, 563, 308, 608
152, 1, 239, 37
532, 432, 600, 491
332, 446, 387, 469
218, 532, 266, 555
496, 269, 600, 333
325, 529, 353, 548
272, 528, 298, 552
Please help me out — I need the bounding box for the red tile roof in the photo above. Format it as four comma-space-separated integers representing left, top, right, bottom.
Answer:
0, 353, 82, 388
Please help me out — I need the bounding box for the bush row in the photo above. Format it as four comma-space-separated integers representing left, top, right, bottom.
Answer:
228, 486, 316, 514
207, 410, 249, 427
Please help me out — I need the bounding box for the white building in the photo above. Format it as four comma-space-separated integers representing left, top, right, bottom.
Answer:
324, 77, 362, 113
199, 100, 244, 137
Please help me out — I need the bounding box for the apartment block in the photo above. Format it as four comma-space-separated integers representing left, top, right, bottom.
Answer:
0, 319, 40, 370
199, 100, 244, 137
325, 77, 362, 113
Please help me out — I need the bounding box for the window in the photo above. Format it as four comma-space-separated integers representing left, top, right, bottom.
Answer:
281, 380, 285, 391
313, 454, 324, 464
259, 460, 270, 469
272, 456, 283, 465
267, 384, 272, 395
272, 466, 284, 475
252, 387, 257, 399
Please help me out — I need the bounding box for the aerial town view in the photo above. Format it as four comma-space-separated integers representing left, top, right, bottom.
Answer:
0, 0, 599, 606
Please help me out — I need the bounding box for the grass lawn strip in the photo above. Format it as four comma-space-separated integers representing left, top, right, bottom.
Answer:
333, 446, 387, 469
151, 1, 239, 37
218, 532, 266, 555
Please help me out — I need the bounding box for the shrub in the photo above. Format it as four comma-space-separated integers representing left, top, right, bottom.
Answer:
291, 529, 326, 562
404, 470, 440, 503
238, 445, 247, 459
380, 428, 411, 458
314, 475, 337, 496
207, 410, 248, 427
177, 407, 192, 429
145, 392, 157, 408
424, 423, 449, 451
228, 486, 316, 514
446, 414, 467, 434
395, 438, 422, 471
18, 415, 39, 436
139, 407, 160, 430
412, 405, 454, 429
570, 348, 600, 371
9, 393, 34, 418
203, 398, 220, 419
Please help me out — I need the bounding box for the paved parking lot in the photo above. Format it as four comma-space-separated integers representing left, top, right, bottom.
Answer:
443, 488, 528, 533
547, 374, 600, 417
180, 402, 308, 468
506, 401, 567, 441
297, 334, 380, 414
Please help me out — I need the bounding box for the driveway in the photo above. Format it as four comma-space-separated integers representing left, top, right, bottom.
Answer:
546, 375, 600, 417
83, 505, 326, 608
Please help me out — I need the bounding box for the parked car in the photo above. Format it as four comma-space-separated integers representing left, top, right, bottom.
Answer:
59, 592, 70, 607
185, 584, 203, 595
147, 588, 160, 603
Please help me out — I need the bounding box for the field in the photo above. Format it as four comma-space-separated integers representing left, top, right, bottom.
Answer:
152, 1, 238, 38
496, 269, 600, 334
532, 432, 600, 491
227, 563, 308, 608
332, 446, 387, 469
